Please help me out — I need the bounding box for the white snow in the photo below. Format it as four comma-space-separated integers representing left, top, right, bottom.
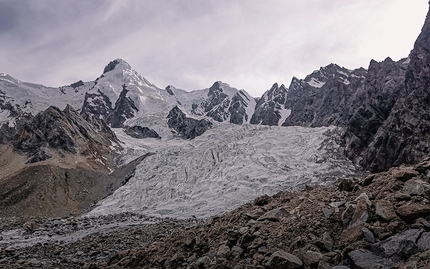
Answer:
278, 108, 291, 126
306, 77, 326, 88
239, 90, 257, 123
337, 70, 350, 77
88, 123, 360, 219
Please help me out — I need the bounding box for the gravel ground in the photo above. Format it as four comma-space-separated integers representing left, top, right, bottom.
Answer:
0, 212, 202, 269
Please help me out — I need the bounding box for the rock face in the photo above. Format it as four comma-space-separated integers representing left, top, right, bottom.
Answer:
167, 106, 212, 139
12, 105, 119, 164
250, 83, 289, 126
344, 58, 408, 166
190, 81, 256, 124
123, 125, 160, 139
80, 89, 113, 120
201, 81, 231, 122
229, 90, 255, 124
106, 85, 138, 128
354, 7, 430, 171
282, 64, 369, 127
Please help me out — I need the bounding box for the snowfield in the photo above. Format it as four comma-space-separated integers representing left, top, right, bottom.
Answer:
88, 123, 361, 219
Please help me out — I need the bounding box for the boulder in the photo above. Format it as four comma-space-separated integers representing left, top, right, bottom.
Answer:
402, 179, 430, 196
340, 225, 363, 244
350, 194, 371, 226
377, 229, 422, 258
348, 249, 398, 269
397, 204, 430, 221
296, 249, 325, 267
391, 168, 420, 181
257, 207, 288, 222
265, 251, 303, 269
375, 200, 397, 221
417, 232, 430, 252
322, 232, 334, 251
362, 227, 375, 243
216, 245, 231, 259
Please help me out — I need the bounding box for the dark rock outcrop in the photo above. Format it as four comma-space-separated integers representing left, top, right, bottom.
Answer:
103, 59, 121, 74
354, 7, 430, 171
251, 83, 288, 126
229, 90, 252, 124
123, 125, 160, 139
282, 64, 368, 127
80, 89, 113, 119
12, 105, 119, 164
70, 80, 84, 89
167, 106, 212, 139
189, 81, 255, 124
201, 81, 231, 122
107, 85, 138, 128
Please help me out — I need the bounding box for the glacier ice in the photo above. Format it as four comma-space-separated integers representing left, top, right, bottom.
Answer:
88, 123, 361, 219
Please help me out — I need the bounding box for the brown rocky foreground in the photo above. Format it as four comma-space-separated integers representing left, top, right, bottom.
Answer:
1, 159, 430, 269
105, 159, 430, 269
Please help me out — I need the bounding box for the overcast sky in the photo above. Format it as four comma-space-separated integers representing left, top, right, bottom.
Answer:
0, 1, 428, 97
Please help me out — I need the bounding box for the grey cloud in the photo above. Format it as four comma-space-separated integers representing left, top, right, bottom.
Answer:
0, 0, 427, 97
0, 2, 17, 34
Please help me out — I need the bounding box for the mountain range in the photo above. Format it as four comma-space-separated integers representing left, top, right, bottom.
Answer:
1, 7, 430, 220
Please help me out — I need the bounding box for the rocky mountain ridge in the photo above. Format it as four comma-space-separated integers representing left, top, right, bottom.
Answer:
1, 45, 427, 172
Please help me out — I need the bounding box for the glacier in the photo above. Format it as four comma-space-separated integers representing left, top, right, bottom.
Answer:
88, 123, 361, 219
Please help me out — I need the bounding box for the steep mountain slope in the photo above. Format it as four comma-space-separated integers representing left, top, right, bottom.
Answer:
355, 7, 430, 171
0, 153, 152, 217
12, 105, 120, 166
250, 83, 289, 126
282, 63, 368, 127
344, 58, 409, 170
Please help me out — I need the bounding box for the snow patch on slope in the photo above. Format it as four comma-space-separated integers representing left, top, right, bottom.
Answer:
278, 108, 291, 126
306, 77, 326, 88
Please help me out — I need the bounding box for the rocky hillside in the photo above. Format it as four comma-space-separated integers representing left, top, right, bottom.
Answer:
1, 160, 429, 268
102, 160, 430, 269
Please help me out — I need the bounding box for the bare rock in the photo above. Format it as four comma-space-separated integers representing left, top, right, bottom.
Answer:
375, 200, 397, 221
403, 179, 430, 196
377, 229, 422, 258
322, 232, 334, 251
417, 232, 430, 252
391, 168, 420, 181
397, 203, 430, 221
216, 245, 231, 259
296, 249, 325, 267
257, 207, 288, 222
348, 249, 398, 269
265, 251, 303, 269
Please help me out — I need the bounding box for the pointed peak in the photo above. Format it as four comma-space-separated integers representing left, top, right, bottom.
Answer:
211, 81, 229, 89
270, 82, 279, 89
63, 104, 78, 114
103, 59, 132, 74
280, 84, 287, 90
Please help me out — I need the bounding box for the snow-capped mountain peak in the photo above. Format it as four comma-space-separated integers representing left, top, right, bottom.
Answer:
250, 82, 289, 126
